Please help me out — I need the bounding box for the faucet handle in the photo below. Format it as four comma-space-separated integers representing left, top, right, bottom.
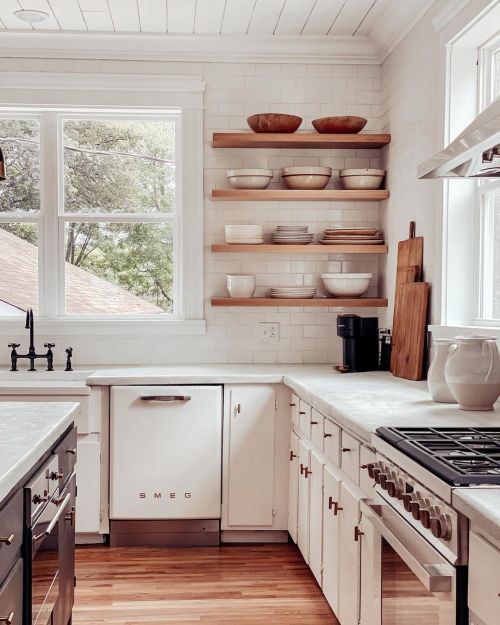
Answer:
44, 342, 55, 349
8, 343, 20, 350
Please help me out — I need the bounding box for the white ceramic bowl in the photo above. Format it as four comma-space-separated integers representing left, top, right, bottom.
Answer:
227, 169, 273, 189
226, 275, 256, 298
339, 169, 385, 190
281, 166, 332, 190
320, 273, 372, 297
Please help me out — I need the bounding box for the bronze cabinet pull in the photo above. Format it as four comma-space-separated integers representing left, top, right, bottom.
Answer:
0, 533, 14, 545
0, 611, 14, 624
300, 463, 305, 474
289, 403, 296, 407
354, 526, 364, 541
66, 448, 77, 455
328, 496, 334, 510
290, 451, 297, 461
311, 421, 318, 425
341, 447, 351, 452
304, 468, 312, 478
333, 502, 343, 515
299, 411, 306, 415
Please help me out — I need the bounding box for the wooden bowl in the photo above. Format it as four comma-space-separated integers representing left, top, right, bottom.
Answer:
312, 116, 367, 134
247, 113, 303, 133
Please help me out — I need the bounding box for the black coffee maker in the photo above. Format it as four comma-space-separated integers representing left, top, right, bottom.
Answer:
336, 314, 379, 372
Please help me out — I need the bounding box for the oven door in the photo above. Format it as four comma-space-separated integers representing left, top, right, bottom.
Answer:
360, 500, 466, 625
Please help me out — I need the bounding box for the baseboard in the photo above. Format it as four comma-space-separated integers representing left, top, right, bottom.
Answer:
221, 530, 289, 543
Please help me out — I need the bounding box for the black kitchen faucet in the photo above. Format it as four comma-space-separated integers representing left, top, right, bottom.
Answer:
8, 308, 73, 372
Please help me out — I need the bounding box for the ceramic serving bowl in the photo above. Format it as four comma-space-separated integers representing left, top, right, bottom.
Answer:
226, 275, 256, 298
321, 273, 372, 297
281, 166, 332, 190
339, 169, 385, 190
227, 169, 273, 189
247, 113, 303, 133
312, 116, 367, 134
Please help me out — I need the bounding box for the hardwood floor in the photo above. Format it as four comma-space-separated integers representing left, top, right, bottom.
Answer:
73, 544, 340, 624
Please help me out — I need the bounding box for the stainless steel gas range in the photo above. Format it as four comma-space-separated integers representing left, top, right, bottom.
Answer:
360, 427, 500, 625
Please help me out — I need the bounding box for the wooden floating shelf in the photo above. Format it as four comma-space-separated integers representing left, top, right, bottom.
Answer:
211, 297, 388, 308
212, 132, 391, 149
212, 189, 389, 201
211, 243, 387, 254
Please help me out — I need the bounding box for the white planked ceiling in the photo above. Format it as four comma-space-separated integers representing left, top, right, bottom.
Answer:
0, 0, 429, 38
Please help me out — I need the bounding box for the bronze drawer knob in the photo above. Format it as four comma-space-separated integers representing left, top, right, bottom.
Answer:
0, 533, 14, 545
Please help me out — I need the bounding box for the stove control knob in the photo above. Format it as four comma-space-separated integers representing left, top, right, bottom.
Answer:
404, 483, 414, 494
386, 481, 400, 498
373, 469, 382, 484
430, 515, 452, 541
366, 463, 376, 478
410, 501, 421, 520
420, 508, 431, 529
379, 474, 388, 489
402, 493, 413, 511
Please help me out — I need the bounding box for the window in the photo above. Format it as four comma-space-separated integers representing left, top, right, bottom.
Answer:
0, 74, 205, 332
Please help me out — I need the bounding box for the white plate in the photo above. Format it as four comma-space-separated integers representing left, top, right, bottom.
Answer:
319, 238, 384, 245
268, 293, 316, 299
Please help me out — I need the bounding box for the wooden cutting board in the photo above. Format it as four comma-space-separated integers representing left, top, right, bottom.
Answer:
391, 282, 429, 380
396, 221, 423, 276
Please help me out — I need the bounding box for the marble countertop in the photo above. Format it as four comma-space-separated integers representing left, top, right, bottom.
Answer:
0, 402, 80, 503
453, 488, 500, 543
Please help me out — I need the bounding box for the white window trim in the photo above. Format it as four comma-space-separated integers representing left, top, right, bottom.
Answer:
0, 72, 206, 336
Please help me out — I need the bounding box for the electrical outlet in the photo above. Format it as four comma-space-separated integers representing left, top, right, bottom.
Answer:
259, 322, 279, 342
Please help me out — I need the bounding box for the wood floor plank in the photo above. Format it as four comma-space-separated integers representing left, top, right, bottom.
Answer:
72, 544, 340, 624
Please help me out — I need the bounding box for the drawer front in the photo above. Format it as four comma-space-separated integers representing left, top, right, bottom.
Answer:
54, 427, 78, 491
323, 419, 340, 467
0, 491, 23, 588
340, 431, 360, 485
359, 446, 376, 498
290, 394, 300, 429
0, 559, 23, 625
469, 531, 500, 625
299, 400, 312, 439
310, 409, 324, 451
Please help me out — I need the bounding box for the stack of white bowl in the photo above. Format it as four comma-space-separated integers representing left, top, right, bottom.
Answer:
226, 169, 273, 189
227, 275, 256, 298
225, 225, 264, 244
271, 226, 314, 245
268, 286, 316, 299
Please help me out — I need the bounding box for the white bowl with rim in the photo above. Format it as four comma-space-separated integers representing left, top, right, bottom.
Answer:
227, 169, 273, 189
321, 273, 372, 297
281, 166, 332, 190
339, 169, 385, 190
226, 274, 256, 298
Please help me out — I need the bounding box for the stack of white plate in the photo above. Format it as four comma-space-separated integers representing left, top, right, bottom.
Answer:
319, 227, 384, 245
225, 225, 264, 244
271, 226, 314, 245
268, 286, 316, 299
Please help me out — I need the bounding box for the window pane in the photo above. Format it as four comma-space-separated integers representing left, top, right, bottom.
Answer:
0, 119, 40, 213
63, 119, 176, 214
64, 222, 174, 315
482, 189, 500, 320
495, 50, 500, 99
491, 191, 500, 319
0, 224, 38, 315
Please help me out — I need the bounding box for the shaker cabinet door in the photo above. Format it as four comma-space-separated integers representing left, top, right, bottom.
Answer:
297, 438, 312, 562
309, 450, 325, 585
337, 481, 361, 625
322, 465, 342, 616
288, 431, 300, 543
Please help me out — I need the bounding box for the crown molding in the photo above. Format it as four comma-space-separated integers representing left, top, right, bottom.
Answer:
0, 31, 379, 65
432, 0, 471, 32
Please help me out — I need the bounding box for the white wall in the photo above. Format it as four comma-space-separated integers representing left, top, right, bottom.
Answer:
0, 56, 385, 366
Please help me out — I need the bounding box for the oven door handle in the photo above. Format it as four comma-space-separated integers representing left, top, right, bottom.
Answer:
33, 493, 71, 544
360, 500, 453, 593
140, 395, 191, 402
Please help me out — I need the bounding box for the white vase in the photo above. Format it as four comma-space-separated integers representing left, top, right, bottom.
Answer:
428, 339, 457, 403
444, 336, 500, 411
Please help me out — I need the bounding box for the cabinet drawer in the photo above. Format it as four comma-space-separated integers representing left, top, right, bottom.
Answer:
340, 431, 360, 485
0, 559, 23, 625
54, 427, 78, 491
0, 491, 23, 588
299, 400, 312, 439
323, 419, 340, 467
310, 409, 324, 451
469, 531, 500, 625
290, 394, 300, 429
359, 446, 376, 498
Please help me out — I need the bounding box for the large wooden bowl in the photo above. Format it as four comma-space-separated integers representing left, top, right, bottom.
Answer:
312, 116, 367, 134
247, 113, 303, 133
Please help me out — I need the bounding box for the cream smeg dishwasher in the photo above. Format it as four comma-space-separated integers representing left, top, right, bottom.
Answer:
109, 385, 223, 546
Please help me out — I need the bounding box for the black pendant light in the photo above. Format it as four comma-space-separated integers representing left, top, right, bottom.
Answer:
0, 147, 5, 181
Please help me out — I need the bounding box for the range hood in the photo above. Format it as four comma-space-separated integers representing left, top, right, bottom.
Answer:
418, 97, 500, 179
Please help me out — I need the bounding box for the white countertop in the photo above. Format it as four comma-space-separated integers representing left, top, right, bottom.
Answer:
0, 402, 80, 503
453, 488, 500, 543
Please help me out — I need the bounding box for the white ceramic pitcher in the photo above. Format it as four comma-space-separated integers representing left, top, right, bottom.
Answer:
444, 336, 500, 411
428, 339, 457, 403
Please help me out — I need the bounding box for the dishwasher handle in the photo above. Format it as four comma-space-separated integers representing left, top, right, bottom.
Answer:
140, 395, 192, 402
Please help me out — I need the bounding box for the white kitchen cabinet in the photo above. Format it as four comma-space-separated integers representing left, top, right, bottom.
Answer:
288, 431, 299, 543
75, 434, 101, 533
299, 399, 312, 438
224, 385, 276, 527
341, 430, 361, 485
323, 418, 340, 467
359, 508, 380, 625
310, 408, 324, 451
337, 480, 361, 625
468, 531, 500, 625
309, 449, 325, 585
322, 465, 342, 616
290, 393, 300, 429
297, 438, 312, 562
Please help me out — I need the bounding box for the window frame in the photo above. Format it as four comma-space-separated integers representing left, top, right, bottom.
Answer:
0, 73, 206, 336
